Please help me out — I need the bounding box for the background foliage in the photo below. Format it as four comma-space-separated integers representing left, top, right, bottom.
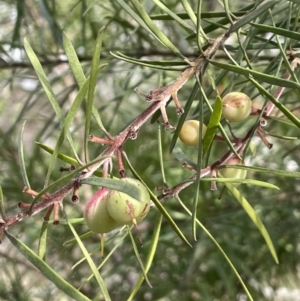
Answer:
1, 0, 300, 300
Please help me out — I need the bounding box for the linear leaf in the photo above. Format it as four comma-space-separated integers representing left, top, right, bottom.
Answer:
210, 60, 300, 91
38, 221, 49, 260
176, 197, 254, 301
18, 121, 30, 188
85, 28, 104, 162
225, 184, 278, 263
5, 231, 92, 301
64, 34, 108, 136
128, 0, 184, 59
150, 0, 195, 32
172, 145, 198, 171
201, 178, 279, 189
127, 226, 152, 287
202, 96, 222, 156
170, 82, 199, 152
81, 177, 145, 201
0, 186, 5, 220
29, 156, 111, 210
251, 22, 300, 41
65, 213, 111, 301
35, 142, 78, 166
35, 142, 103, 178
110, 51, 187, 71
63, 32, 86, 86
227, 0, 278, 34
24, 38, 80, 184
127, 213, 162, 301
219, 165, 300, 178
81, 230, 129, 286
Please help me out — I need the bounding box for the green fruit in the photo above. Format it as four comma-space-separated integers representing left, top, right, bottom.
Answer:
222, 92, 252, 122
178, 120, 207, 146
84, 188, 118, 233
106, 178, 151, 225
218, 157, 247, 186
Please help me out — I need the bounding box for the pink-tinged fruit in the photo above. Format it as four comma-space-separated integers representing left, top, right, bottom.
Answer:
84, 188, 118, 233
222, 92, 252, 122
106, 178, 151, 225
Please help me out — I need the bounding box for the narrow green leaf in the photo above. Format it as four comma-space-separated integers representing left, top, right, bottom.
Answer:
110, 51, 186, 71
267, 116, 299, 127
201, 178, 279, 189
85, 28, 105, 162
192, 87, 204, 240
35, 142, 103, 178
81, 177, 145, 201
128, 0, 184, 59
198, 84, 241, 160
172, 145, 198, 171
170, 82, 199, 152
220, 165, 300, 178
185, 3, 255, 39
115, 0, 158, 40
227, 0, 278, 34
127, 213, 163, 301
24, 38, 81, 184
64, 34, 109, 136
247, 77, 300, 128
0, 186, 5, 220
176, 197, 254, 301
5, 231, 92, 301
18, 121, 30, 188
35, 142, 79, 166
24, 38, 63, 185
29, 156, 111, 210
127, 226, 152, 287
38, 221, 49, 260
63, 32, 86, 86
64, 213, 111, 301
210, 60, 300, 91
49, 74, 91, 172
157, 125, 167, 183
225, 183, 278, 263
202, 96, 222, 156
251, 22, 300, 41
150, 9, 254, 20
180, 0, 197, 26
81, 230, 128, 286
64, 230, 93, 246
264, 132, 298, 140
150, 0, 195, 32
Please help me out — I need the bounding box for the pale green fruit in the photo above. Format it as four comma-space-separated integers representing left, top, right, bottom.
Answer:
222, 92, 252, 122
84, 188, 118, 233
178, 120, 207, 146
218, 157, 247, 186
106, 178, 151, 225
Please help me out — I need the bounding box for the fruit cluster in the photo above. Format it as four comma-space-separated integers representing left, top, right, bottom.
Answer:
178, 92, 252, 184
84, 178, 151, 234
